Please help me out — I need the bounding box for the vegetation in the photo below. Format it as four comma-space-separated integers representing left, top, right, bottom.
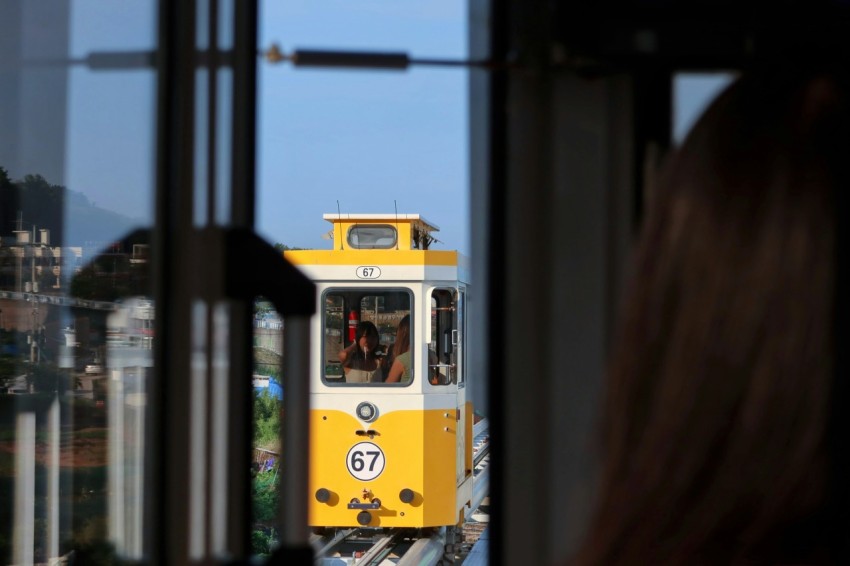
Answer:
251, 298, 283, 554
273, 242, 302, 251
251, 527, 276, 556
0, 172, 63, 244
251, 472, 279, 555
69, 229, 151, 301
253, 389, 281, 450
0, 168, 142, 254
252, 390, 282, 555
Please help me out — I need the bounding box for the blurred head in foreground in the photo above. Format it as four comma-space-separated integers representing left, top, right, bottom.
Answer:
576, 68, 850, 564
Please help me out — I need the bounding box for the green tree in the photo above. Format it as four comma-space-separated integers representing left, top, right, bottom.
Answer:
0, 167, 12, 190
252, 480, 279, 556
253, 390, 280, 449
273, 242, 303, 251
14, 174, 65, 244
0, 166, 19, 237
252, 472, 279, 525
252, 392, 281, 555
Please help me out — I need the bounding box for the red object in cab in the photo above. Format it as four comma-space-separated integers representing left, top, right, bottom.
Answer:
348, 309, 359, 342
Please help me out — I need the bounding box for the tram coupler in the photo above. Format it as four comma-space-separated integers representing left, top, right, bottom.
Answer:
347, 498, 381, 510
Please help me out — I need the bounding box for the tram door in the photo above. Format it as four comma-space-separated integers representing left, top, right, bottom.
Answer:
456, 288, 468, 487
432, 288, 467, 487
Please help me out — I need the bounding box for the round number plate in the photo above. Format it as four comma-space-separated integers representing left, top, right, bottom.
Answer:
346, 442, 386, 481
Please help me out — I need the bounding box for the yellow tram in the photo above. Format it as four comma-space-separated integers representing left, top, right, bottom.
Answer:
284, 214, 473, 529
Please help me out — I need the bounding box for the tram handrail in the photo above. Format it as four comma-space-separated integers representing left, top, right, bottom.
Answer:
395, 532, 446, 566
356, 530, 404, 566
472, 419, 490, 468
463, 528, 489, 566
470, 459, 489, 518
473, 418, 488, 440
313, 527, 356, 558
474, 444, 490, 469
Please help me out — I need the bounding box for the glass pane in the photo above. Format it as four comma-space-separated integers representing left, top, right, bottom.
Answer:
0, 2, 156, 563
431, 289, 456, 385
322, 295, 344, 380
346, 224, 398, 249
322, 289, 411, 385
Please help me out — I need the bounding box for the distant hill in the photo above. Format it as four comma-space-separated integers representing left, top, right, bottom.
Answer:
66, 199, 145, 248
0, 168, 145, 248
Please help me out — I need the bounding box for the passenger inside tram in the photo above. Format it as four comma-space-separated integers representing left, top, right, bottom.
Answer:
338, 321, 386, 383
385, 315, 412, 383
575, 66, 849, 564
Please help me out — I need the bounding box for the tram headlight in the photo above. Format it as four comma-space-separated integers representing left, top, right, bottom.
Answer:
356, 401, 379, 423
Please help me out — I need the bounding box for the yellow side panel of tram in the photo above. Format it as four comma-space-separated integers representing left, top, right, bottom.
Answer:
309, 408, 458, 528
285, 249, 459, 267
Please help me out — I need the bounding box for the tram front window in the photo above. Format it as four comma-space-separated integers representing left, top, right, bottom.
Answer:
346, 224, 397, 249
323, 289, 412, 385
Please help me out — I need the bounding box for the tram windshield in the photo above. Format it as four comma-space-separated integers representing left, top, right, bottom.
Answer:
322, 289, 413, 386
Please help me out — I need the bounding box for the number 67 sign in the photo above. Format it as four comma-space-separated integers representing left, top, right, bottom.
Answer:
356, 266, 381, 279
345, 442, 386, 481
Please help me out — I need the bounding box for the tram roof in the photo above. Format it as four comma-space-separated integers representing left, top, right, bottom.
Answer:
316, 213, 442, 252
323, 213, 439, 231
286, 212, 467, 281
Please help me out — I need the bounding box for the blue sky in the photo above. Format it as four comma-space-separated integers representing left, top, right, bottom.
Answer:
256, 1, 469, 253
65, 1, 156, 242
673, 73, 733, 143
61, 2, 730, 257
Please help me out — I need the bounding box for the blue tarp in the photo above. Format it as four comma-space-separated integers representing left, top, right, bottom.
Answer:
267, 377, 283, 400
254, 376, 283, 401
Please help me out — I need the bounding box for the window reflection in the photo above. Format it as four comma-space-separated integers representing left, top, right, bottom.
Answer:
0, 1, 155, 563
